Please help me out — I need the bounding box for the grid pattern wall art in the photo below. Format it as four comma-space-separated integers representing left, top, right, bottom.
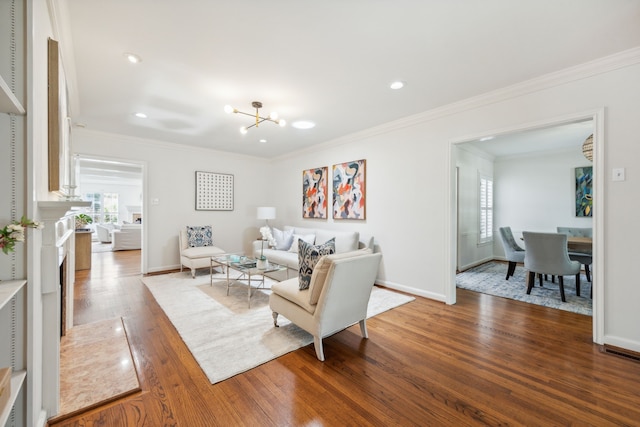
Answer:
195, 171, 234, 211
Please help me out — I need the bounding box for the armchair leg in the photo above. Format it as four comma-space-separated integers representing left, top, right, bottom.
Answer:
191, 268, 196, 279
585, 264, 591, 282
558, 276, 567, 302
272, 311, 279, 327
575, 273, 581, 297
526, 271, 535, 295
313, 336, 325, 361
505, 261, 517, 280
359, 319, 369, 339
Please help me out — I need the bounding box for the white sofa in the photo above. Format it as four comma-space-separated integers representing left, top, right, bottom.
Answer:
179, 229, 226, 278
270, 249, 382, 361
111, 224, 141, 251
252, 226, 373, 269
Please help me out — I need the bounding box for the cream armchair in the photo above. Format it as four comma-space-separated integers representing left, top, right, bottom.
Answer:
269, 250, 382, 361
178, 229, 226, 278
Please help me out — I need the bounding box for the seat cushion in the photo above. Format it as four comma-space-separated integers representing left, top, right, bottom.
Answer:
271, 278, 316, 314
186, 225, 213, 247
181, 245, 225, 259
298, 238, 335, 290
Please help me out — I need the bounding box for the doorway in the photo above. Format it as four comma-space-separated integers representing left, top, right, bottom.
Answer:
448, 110, 604, 344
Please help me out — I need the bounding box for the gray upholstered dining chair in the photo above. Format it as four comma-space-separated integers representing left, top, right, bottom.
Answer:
523, 231, 581, 302
498, 227, 525, 280
557, 227, 593, 283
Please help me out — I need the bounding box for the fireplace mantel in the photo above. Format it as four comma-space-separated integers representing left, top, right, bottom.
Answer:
37, 199, 90, 417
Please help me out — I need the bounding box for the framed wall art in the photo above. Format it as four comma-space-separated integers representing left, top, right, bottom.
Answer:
332, 159, 366, 220
195, 171, 234, 211
48, 37, 72, 195
302, 166, 328, 218
575, 166, 592, 217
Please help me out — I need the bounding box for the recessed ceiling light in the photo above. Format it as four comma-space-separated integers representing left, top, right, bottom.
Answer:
124, 52, 142, 64
292, 121, 316, 130
259, 139, 267, 143
390, 81, 405, 90
480, 136, 495, 142
134, 112, 147, 118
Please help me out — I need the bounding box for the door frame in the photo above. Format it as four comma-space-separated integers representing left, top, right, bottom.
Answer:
446, 108, 605, 344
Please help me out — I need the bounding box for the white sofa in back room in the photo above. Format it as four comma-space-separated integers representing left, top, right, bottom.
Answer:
252, 226, 374, 270
111, 224, 142, 251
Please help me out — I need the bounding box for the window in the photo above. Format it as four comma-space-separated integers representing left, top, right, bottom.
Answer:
479, 175, 493, 244
84, 192, 119, 224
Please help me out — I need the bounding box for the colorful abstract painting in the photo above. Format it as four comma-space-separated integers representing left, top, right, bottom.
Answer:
302, 167, 328, 218
332, 159, 366, 220
575, 166, 593, 217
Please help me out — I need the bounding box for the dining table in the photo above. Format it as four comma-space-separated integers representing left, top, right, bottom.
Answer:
567, 236, 592, 253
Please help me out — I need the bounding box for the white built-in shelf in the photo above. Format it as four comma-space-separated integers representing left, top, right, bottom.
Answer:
0, 74, 25, 115
0, 280, 26, 311
0, 370, 26, 426
0, 280, 27, 426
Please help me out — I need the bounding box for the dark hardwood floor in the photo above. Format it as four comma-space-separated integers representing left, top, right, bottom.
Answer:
48, 249, 640, 426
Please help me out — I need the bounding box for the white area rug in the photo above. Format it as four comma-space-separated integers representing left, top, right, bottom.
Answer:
142, 270, 414, 384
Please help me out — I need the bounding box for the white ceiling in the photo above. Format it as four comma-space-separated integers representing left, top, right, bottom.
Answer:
56, 1, 640, 158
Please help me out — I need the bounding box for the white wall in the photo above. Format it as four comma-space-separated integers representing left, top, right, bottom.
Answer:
73, 129, 272, 273
493, 148, 593, 251
455, 147, 495, 270
268, 59, 640, 351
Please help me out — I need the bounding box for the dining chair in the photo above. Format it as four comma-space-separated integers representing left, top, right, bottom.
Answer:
498, 227, 525, 280
523, 231, 581, 302
556, 227, 593, 282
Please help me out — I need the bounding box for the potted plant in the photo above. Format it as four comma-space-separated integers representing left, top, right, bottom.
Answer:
75, 213, 93, 230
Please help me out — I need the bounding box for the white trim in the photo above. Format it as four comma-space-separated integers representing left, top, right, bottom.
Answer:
377, 279, 446, 303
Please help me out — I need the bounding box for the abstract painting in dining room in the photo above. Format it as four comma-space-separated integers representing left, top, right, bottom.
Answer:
302, 167, 328, 218
332, 159, 366, 219
575, 166, 593, 217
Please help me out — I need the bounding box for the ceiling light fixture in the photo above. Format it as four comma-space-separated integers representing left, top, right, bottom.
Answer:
134, 112, 147, 118
390, 81, 405, 90
224, 101, 286, 134
292, 120, 316, 130
582, 134, 593, 161
124, 52, 142, 64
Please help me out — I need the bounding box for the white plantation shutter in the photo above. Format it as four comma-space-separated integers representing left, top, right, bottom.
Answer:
479, 175, 493, 244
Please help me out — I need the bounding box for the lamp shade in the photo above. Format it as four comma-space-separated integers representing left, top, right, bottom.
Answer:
257, 207, 276, 220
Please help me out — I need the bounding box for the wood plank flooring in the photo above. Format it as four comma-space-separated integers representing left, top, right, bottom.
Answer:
48, 250, 640, 426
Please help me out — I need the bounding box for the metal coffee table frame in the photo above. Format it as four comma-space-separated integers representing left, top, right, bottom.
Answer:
210, 255, 290, 307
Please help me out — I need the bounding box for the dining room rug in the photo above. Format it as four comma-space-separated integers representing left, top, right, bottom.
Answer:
141, 270, 415, 384
456, 261, 592, 316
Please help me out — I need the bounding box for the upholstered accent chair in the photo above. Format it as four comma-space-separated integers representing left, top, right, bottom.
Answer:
178, 227, 226, 278
269, 250, 382, 361
557, 227, 593, 283
523, 231, 581, 302
95, 223, 115, 243
498, 227, 525, 280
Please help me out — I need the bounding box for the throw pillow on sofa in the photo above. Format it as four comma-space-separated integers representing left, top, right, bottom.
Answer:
298, 238, 335, 290
186, 225, 213, 247
272, 227, 294, 250
288, 233, 316, 253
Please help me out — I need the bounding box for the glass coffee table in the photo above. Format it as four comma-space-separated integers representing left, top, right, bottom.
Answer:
210, 255, 290, 308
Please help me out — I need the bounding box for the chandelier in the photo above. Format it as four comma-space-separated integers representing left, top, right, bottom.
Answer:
224, 101, 286, 134
582, 134, 593, 161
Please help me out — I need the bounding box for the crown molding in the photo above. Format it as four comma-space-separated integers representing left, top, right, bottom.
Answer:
279, 46, 640, 161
